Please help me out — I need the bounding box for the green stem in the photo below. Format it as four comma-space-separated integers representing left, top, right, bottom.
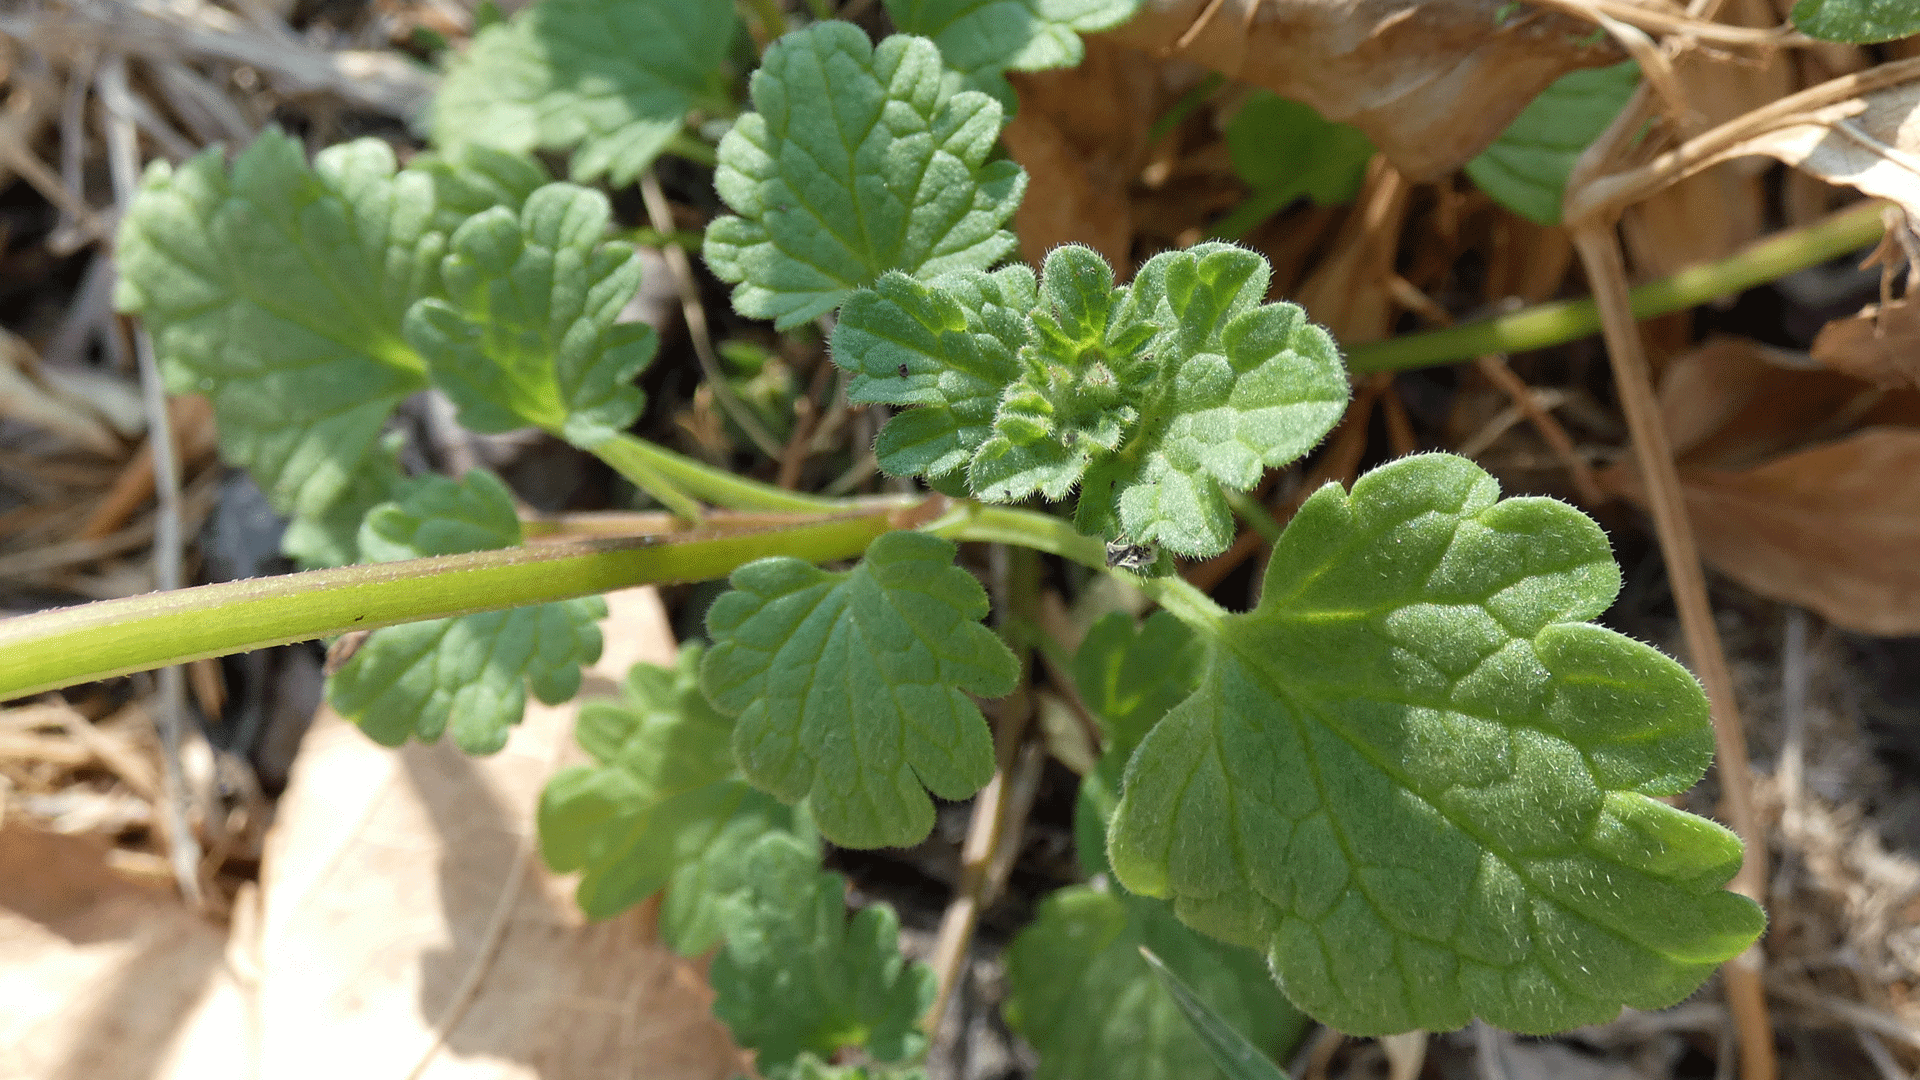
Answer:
664, 130, 719, 168
592, 433, 861, 513
1345, 201, 1886, 373
741, 0, 788, 43
0, 510, 901, 700
924, 503, 1229, 634
1221, 486, 1285, 545
1146, 71, 1226, 145
587, 435, 706, 522
1209, 184, 1301, 242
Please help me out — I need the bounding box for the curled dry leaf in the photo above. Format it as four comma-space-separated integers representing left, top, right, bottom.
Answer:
1002, 38, 1164, 273
1101, 0, 1624, 179
1812, 295, 1920, 389
1601, 428, 1920, 635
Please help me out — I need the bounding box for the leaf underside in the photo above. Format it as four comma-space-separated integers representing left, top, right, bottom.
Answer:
700, 530, 1018, 848
1108, 454, 1766, 1035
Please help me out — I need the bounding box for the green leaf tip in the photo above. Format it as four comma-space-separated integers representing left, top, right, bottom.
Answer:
701, 530, 1019, 848
1465, 62, 1638, 227
405, 182, 657, 448
538, 646, 802, 950
835, 242, 1350, 557
1107, 452, 1766, 1035
883, 0, 1144, 104
711, 833, 936, 1072
1005, 884, 1303, 1080
703, 21, 1027, 329
327, 470, 606, 754
1790, 0, 1920, 42
430, 0, 736, 184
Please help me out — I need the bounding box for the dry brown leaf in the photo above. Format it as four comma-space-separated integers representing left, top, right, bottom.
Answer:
1653, 336, 1897, 469
1600, 428, 1920, 635
1002, 38, 1164, 273
1100, 0, 1624, 180
155, 586, 743, 1080
1292, 155, 1408, 342
1811, 295, 1920, 389
0, 823, 226, 1080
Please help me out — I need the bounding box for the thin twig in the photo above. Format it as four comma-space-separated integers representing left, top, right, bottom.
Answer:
100, 52, 204, 910
1472, 356, 1607, 506
1570, 222, 1773, 1080
636, 169, 785, 460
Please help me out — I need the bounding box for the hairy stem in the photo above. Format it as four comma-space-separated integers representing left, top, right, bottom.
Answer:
1345, 200, 1885, 373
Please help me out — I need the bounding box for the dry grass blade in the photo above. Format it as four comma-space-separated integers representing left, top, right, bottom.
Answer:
1571, 221, 1775, 1080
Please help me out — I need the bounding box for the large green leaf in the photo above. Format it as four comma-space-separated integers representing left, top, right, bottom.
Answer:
430, 0, 736, 184
703, 22, 1027, 329
834, 242, 1350, 558
115, 132, 435, 520
404, 183, 656, 448
1108, 453, 1767, 1035
700, 530, 1018, 848
1790, 0, 1920, 42
883, 0, 1143, 103
1465, 62, 1639, 227
326, 470, 605, 754
710, 834, 936, 1071
1005, 885, 1303, 1080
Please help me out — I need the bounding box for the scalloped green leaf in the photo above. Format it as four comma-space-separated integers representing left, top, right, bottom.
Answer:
537, 646, 802, 947
1465, 62, 1638, 227
1005, 884, 1303, 1080
1107, 453, 1767, 1035
883, 0, 1143, 103
700, 530, 1018, 848
327, 471, 605, 754
115, 131, 435, 521
702, 22, 1027, 329
1791, 0, 1920, 42
834, 242, 1350, 558
404, 183, 656, 448
711, 834, 936, 1071
430, 0, 736, 184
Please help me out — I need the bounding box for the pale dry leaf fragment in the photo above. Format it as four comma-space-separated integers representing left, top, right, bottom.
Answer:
1811, 295, 1920, 389
1600, 428, 1920, 635
156, 587, 743, 1080
0, 329, 123, 456
1101, 0, 1625, 179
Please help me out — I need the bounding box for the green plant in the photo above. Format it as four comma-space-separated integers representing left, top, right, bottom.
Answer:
0, 4, 1787, 1077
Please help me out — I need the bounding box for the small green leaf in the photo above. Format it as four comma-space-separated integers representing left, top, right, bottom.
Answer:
278, 434, 408, 569
1071, 610, 1203, 877
703, 22, 1027, 329
430, 0, 737, 184
115, 132, 435, 520
537, 646, 802, 943
1215, 92, 1374, 239
838, 242, 1349, 558
1108, 453, 1768, 1035
1139, 947, 1294, 1080
883, 0, 1143, 103
404, 183, 657, 448
1465, 62, 1639, 226
1791, 0, 1920, 42
701, 530, 1018, 848
1004, 885, 1303, 1080
327, 471, 606, 754
711, 834, 936, 1071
